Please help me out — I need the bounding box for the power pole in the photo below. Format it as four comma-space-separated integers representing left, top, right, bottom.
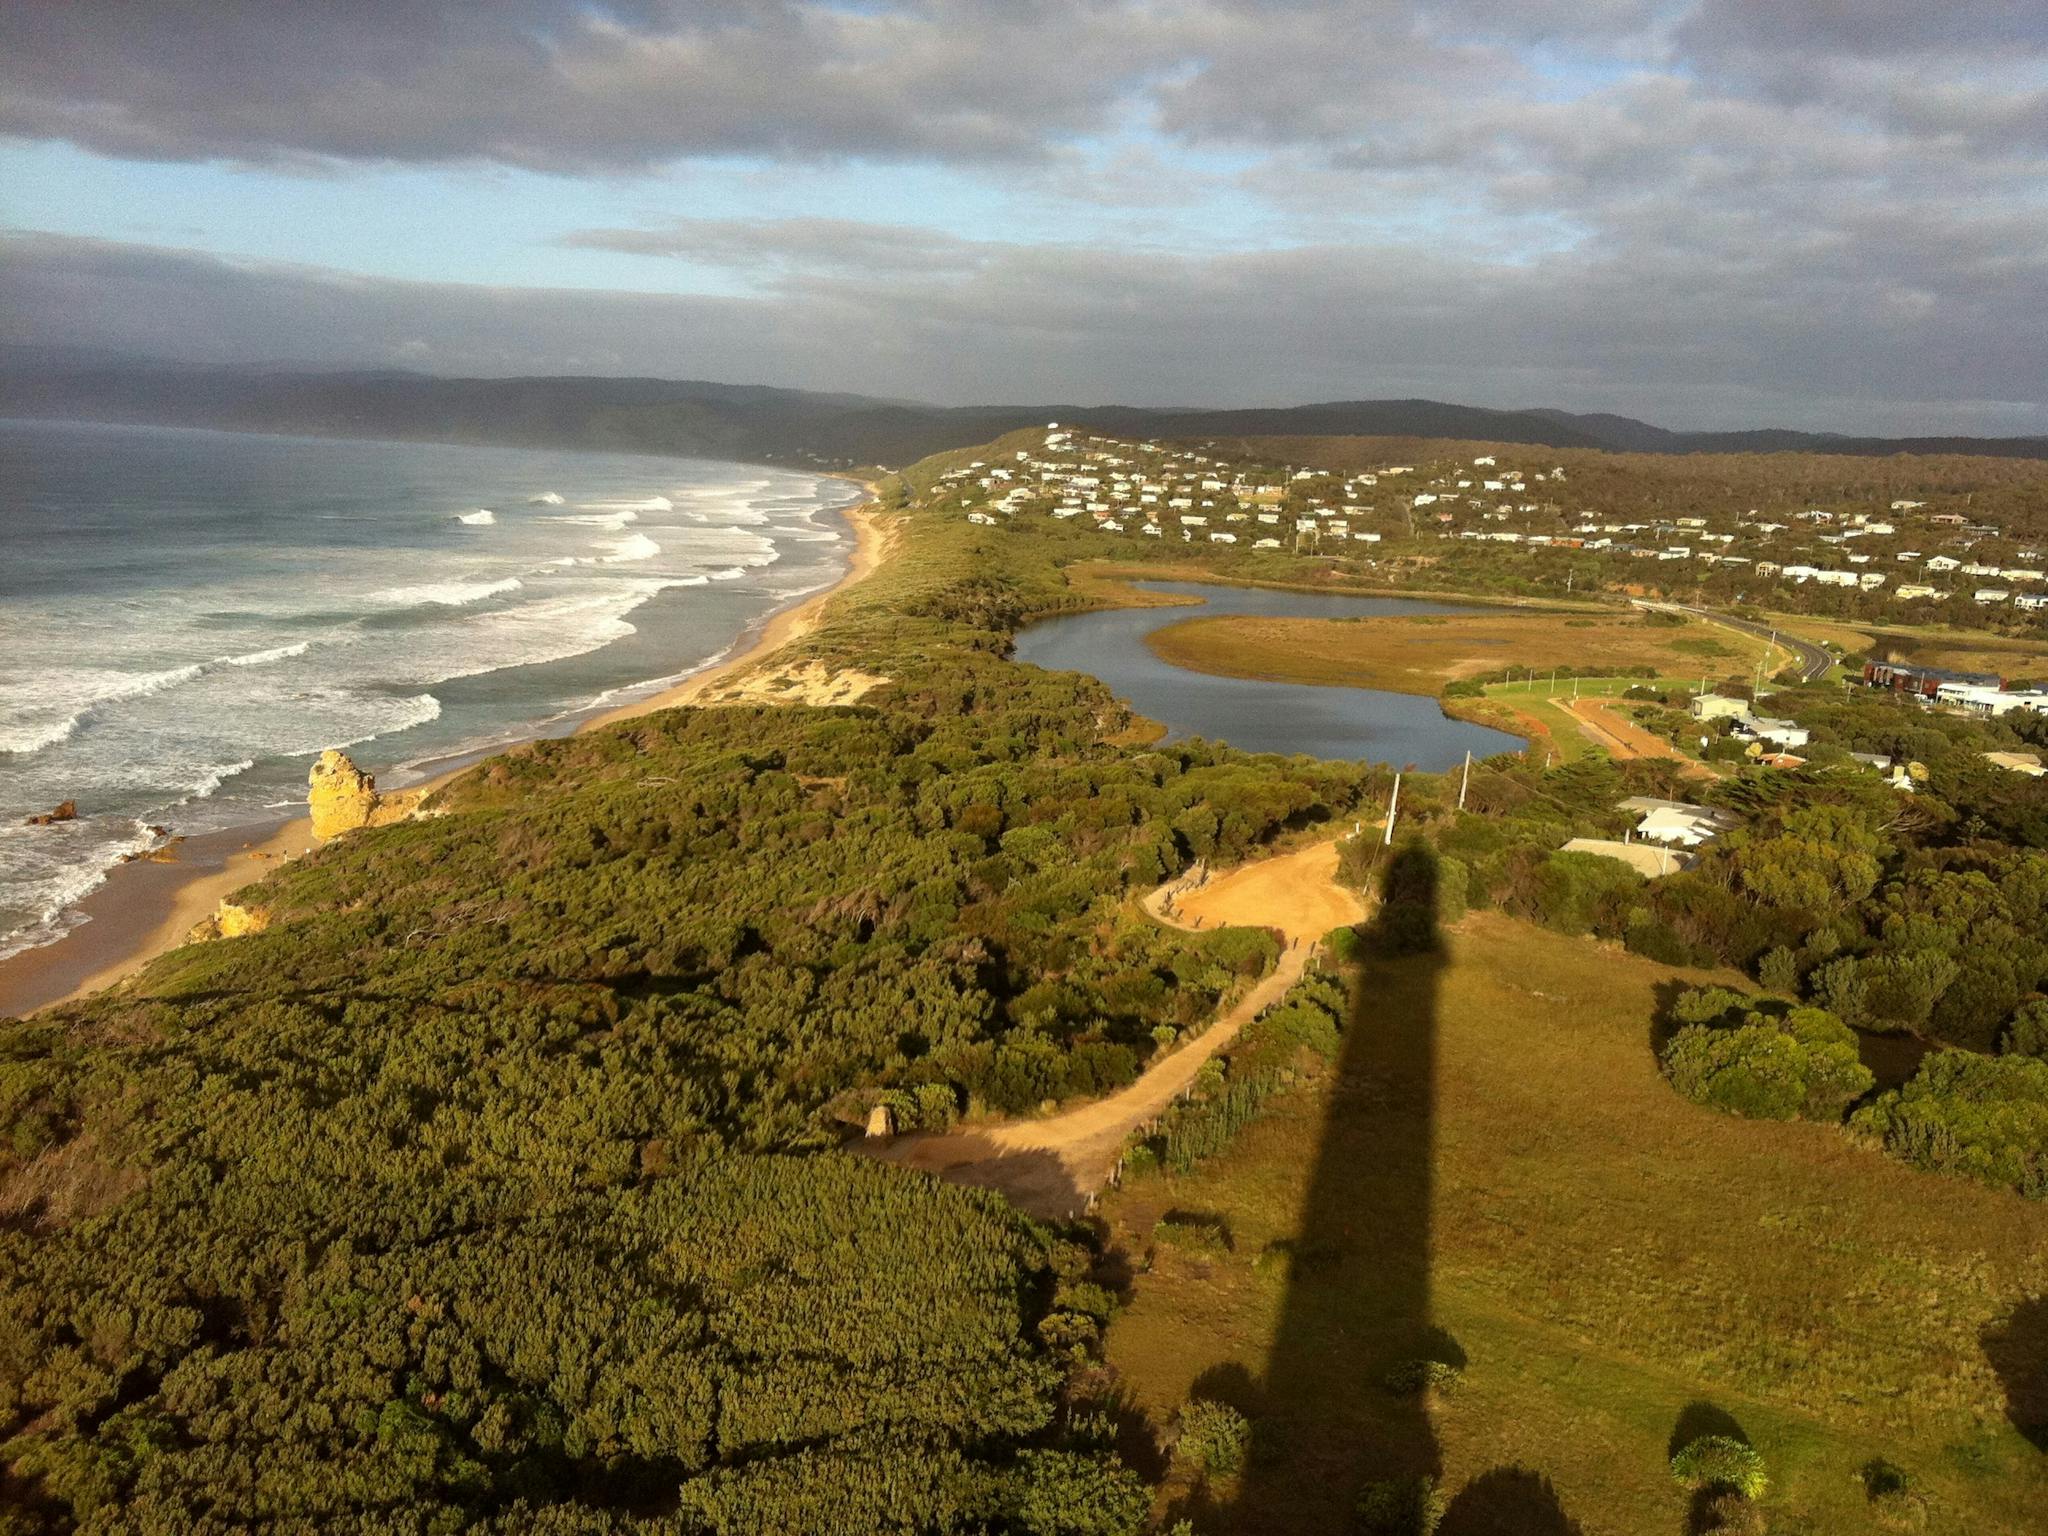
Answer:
1458, 750, 1472, 811
1383, 771, 1402, 847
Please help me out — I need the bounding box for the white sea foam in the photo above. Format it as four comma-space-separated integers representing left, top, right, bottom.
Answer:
369, 577, 524, 608
0, 817, 164, 961
224, 641, 313, 667
0, 663, 208, 754
371, 584, 679, 688
580, 495, 673, 513
707, 566, 747, 581
529, 491, 566, 505
602, 533, 662, 564
457, 509, 497, 526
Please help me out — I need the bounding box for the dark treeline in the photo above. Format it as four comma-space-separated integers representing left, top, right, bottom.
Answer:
0, 442, 1382, 1532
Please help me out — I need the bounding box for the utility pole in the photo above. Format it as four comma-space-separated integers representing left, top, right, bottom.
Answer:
1383, 771, 1402, 847
1458, 750, 1472, 811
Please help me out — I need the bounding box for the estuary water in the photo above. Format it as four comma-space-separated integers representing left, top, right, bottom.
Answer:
1013, 580, 1526, 767
0, 418, 860, 958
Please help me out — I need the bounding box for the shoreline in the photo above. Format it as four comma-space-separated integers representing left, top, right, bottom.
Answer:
0, 488, 889, 1019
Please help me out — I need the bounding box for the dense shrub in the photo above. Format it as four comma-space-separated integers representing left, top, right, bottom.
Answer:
1662, 997, 1874, 1122
1523, 850, 1642, 936
1172, 1399, 1250, 1479
1850, 1051, 2048, 1197
1670, 1435, 1769, 1499
1355, 1475, 1445, 1535
2005, 999, 2048, 1059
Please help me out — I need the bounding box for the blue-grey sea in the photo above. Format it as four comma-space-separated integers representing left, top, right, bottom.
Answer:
0, 418, 858, 958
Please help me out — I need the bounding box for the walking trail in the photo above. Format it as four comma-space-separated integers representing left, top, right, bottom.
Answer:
1560, 695, 1712, 776
862, 838, 1365, 1218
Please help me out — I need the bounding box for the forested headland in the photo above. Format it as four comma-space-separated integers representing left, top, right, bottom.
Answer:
0, 436, 1381, 1533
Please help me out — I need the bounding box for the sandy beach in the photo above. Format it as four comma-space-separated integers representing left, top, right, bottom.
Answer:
0, 490, 891, 1019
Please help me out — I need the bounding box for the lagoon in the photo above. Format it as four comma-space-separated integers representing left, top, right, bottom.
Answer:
1013, 580, 1526, 768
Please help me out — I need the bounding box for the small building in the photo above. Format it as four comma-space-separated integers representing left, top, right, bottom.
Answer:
1732, 714, 1811, 750
1983, 752, 2047, 778
1691, 694, 1751, 722
1863, 661, 2002, 697
1559, 838, 1690, 878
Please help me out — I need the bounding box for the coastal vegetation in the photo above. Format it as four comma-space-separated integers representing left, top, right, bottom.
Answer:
0, 436, 1378, 1532
5, 422, 2046, 1532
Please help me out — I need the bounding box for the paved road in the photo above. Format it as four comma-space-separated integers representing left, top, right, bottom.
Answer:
1636, 601, 1835, 684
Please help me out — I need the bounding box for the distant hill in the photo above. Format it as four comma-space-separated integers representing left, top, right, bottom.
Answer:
3, 352, 2042, 466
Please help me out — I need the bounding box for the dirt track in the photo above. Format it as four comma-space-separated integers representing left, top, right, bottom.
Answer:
1560, 696, 1710, 777
861, 839, 1365, 1218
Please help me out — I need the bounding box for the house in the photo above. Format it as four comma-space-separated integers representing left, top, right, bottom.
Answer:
1940, 684, 2048, 716
1691, 694, 1750, 722
1983, 751, 2048, 778
1896, 584, 1942, 600
1864, 661, 2002, 697
1559, 837, 1691, 877
1925, 555, 1962, 572
1620, 797, 1740, 848
1732, 714, 1811, 750
1975, 588, 2013, 605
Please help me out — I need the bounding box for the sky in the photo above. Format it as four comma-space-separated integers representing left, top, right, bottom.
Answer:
1, 1, 2044, 434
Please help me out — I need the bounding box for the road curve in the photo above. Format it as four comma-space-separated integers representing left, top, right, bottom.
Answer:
1635, 600, 1835, 684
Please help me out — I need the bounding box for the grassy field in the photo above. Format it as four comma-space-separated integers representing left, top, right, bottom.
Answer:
1097, 914, 2048, 1535
1472, 673, 1728, 765
1143, 609, 1780, 698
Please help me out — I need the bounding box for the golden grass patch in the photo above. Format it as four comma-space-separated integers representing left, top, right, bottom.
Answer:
1143, 611, 1774, 696
1099, 914, 2048, 1535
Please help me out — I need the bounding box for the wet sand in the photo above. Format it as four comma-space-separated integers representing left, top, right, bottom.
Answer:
0, 492, 889, 1019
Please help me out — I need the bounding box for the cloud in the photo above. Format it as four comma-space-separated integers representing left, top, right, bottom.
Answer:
558, 217, 991, 277
0, 1, 1168, 170
6, 229, 2043, 435
2, 3, 2042, 434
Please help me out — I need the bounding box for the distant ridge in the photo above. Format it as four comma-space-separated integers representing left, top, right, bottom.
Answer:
3, 351, 2042, 466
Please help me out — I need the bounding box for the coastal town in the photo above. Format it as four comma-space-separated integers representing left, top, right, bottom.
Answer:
927, 424, 2048, 630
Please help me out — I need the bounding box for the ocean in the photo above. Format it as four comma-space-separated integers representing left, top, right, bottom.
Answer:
0, 418, 860, 960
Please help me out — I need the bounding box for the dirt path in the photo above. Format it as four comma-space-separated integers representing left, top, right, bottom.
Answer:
1560, 696, 1711, 777
862, 838, 1365, 1219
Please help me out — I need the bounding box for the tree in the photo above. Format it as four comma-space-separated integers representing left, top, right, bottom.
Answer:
1850, 1051, 2048, 1197
1737, 805, 1887, 912
1662, 1006, 1873, 1122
